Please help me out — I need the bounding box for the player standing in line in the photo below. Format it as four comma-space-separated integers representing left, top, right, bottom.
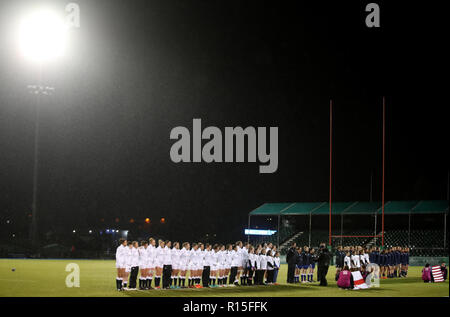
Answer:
344, 251, 351, 271
359, 249, 367, 273
247, 246, 256, 285
235, 241, 243, 285
266, 249, 274, 284
351, 248, 360, 271
386, 248, 393, 278
404, 247, 410, 277
383, 249, 390, 279
178, 242, 190, 288
395, 247, 401, 277
259, 247, 268, 285
188, 242, 198, 288
364, 248, 370, 265
195, 243, 204, 288
252, 245, 260, 285
308, 248, 316, 282
224, 244, 232, 285
115, 238, 127, 291
263, 243, 272, 282
209, 244, 219, 287
399, 247, 405, 277
203, 243, 210, 287
201, 243, 211, 288
273, 251, 280, 284
230, 244, 240, 286
368, 247, 374, 264
220, 244, 228, 286
241, 243, 249, 285
138, 240, 148, 290
146, 237, 156, 289
154, 240, 164, 289
216, 244, 225, 286
301, 246, 310, 283
162, 240, 173, 289
392, 248, 398, 278
255, 245, 266, 285
123, 241, 133, 290
171, 242, 181, 288
372, 246, 379, 266
271, 245, 277, 256
128, 241, 140, 290
379, 249, 386, 279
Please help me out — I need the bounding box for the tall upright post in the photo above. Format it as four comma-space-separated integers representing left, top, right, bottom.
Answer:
340, 213, 343, 246
381, 97, 386, 247
329, 99, 333, 246
374, 212, 377, 246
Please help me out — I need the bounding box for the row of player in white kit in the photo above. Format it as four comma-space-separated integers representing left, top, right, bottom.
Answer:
116, 239, 280, 271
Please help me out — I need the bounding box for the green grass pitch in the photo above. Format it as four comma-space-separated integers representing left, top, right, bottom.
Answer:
0, 259, 448, 297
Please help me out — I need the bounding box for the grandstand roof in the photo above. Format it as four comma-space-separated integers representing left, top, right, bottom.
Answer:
249, 200, 448, 216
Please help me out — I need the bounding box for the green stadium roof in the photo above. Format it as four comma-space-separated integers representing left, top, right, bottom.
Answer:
249, 200, 448, 216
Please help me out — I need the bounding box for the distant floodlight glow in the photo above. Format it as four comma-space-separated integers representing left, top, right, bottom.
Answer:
245, 229, 277, 236
17, 8, 68, 62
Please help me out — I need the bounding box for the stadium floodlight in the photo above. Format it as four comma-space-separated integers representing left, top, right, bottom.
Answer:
17, 8, 68, 63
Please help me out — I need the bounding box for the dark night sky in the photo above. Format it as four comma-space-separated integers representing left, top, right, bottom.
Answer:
0, 0, 447, 242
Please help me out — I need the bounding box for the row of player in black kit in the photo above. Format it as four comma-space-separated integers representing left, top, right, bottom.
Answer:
115, 238, 281, 291
286, 243, 331, 286
334, 246, 410, 280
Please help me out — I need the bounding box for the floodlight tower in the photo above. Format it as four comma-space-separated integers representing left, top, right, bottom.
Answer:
16, 8, 68, 247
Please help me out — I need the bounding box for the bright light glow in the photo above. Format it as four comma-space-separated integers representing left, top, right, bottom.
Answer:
72, 229, 76, 233
244, 229, 277, 236
17, 8, 68, 62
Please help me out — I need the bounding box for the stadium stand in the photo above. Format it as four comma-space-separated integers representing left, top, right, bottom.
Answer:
249, 200, 448, 257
